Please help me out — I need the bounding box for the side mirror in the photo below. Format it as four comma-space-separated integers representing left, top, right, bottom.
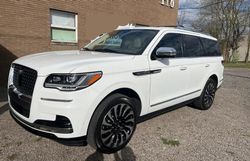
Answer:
156, 47, 176, 58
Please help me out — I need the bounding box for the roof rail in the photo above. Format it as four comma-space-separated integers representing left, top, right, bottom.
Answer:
157, 25, 177, 27
176, 26, 212, 37
116, 24, 212, 37
135, 23, 150, 27
155, 25, 185, 28
116, 24, 135, 30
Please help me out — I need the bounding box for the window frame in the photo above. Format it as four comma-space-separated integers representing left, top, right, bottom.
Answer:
149, 31, 221, 60
200, 37, 221, 57
50, 9, 78, 43
182, 34, 204, 58
151, 33, 184, 60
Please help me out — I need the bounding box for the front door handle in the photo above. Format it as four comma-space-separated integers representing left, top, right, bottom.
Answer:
180, 67, 187, 71
205, 64, 210, 67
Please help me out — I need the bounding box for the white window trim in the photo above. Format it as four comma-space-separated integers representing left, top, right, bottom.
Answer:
50, 10, 78, 43
51, 25, 76, 30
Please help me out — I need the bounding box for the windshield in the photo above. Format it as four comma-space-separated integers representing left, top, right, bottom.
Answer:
84, 29, 159, 55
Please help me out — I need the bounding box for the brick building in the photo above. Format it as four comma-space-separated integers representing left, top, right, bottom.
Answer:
0, 0, 179, 87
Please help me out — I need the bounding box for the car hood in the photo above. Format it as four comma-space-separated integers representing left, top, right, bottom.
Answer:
14, 50, 135, 76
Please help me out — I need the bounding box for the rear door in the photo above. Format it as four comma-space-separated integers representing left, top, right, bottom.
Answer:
182, 34, 209, 93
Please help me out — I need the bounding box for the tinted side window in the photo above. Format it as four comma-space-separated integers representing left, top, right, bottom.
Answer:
152, 33, 182, 58
201, 38, 221, 56
183, 35, 203, 57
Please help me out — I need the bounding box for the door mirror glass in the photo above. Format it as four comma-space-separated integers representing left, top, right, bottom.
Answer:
156, 47, 176, 58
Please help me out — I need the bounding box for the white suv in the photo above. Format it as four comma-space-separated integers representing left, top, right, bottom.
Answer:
8, 25, 224, 153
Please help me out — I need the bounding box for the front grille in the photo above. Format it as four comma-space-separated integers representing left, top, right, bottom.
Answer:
12, 64, 37, 96
9, 64, 37, 118
9, 86, 31, 118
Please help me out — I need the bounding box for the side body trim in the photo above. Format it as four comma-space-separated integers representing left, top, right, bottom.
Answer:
151, 89, 201, 107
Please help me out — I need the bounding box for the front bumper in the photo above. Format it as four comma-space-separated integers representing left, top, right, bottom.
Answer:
8, 74, 102, 139
10, 108, 87, 146
9, 107, 73, 134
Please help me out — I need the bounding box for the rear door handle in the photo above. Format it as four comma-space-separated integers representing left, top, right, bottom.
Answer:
205, 64, 210, 67
180, 67, 187, 71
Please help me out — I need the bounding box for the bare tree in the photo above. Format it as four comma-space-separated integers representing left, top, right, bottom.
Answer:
245, 7, 250, 63
246, 32, 250, 63
178, 0, 188, 26
192, 0, 248, 62
178, 9, 186, 26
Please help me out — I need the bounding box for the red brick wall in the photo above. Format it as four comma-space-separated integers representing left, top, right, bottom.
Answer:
0, 0, 178, 87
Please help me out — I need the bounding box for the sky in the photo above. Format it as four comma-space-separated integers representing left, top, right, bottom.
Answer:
178, 0, 250, 27
178, 0, 200, 27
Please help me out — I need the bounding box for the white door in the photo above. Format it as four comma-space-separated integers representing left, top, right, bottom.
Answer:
149, 33, 190, 112
182, 34, 210, 93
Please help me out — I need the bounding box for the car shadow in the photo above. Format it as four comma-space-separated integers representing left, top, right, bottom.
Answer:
0, 44, 17, 102
0, 87, 7, 102
138, 99, 194, 123
0, 103, 9, 115
85, 146, 136, 161
85, 151, 104, 161
114, 146, 136, 161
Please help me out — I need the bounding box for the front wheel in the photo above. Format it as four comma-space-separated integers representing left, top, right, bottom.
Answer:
87, 94, 137, 153
193, 78, 217, 110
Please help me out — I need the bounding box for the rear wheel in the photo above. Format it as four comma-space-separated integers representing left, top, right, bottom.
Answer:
87, 94, 137, 153
193, 78, 217, 110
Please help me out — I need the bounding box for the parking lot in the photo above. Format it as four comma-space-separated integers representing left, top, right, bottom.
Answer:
0, 68, 249, 161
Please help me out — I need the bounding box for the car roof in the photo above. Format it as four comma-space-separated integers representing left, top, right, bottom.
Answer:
116, 25, 217, 41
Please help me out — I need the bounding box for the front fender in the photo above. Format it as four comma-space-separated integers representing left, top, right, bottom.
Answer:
80, 81, 149, 136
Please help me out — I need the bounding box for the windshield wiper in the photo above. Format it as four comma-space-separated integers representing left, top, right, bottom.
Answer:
81, 47, 92, 51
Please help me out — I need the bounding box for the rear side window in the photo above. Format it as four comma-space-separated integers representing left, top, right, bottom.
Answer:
201, 38, 221, 56
152, 33, 182, 58
183, 35, 203, 57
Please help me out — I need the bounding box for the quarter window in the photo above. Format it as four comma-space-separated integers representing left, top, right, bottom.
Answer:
50, 9, 77, 43
183, 35, 203, 57
201, 38, 221, 56
152, 33, 182, 58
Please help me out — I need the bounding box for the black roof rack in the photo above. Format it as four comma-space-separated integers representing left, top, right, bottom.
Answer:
155, 25, 184, 28
130, 24, 212, 37
134, 24, 184, 28
134, 23, 150, 27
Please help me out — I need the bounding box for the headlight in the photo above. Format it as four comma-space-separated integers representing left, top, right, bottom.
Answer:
44, 72, 102, 91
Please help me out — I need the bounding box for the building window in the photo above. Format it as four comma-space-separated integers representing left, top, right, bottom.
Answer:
50, 9, 77, 43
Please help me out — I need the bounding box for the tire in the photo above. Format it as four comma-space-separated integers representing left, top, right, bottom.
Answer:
193, 78, 217, 110
87, 93, 138, 154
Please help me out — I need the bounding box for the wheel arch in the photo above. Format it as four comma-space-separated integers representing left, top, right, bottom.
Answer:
103, 88, 142, 116
89, 87, 142, 122
85, 85, 143, 140
86, 88, 140, 152
202, 72, 219, 90
208, 74, 218, 87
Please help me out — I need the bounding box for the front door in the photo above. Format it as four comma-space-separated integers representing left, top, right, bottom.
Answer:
149, 33, 190, 112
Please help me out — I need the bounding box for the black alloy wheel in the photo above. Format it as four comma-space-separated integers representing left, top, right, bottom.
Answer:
100, 103, 135, 149
193, 78, 217, 110
87, 93, 138, 153
203, 80, 216, 108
